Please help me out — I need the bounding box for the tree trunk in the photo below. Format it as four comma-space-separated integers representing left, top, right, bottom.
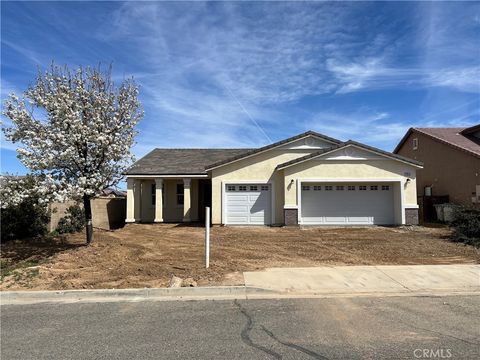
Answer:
83, 194, 93, 244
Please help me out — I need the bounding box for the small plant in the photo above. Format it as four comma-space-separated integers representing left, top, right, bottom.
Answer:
450, 207, 480, 247
56, 204, 86, 234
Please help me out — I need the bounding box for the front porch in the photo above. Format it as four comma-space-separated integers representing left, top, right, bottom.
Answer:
125, 177, 211, 223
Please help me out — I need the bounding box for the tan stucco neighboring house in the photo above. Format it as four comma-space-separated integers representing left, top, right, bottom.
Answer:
125, 131, 422, 226
394, 125, 480, 207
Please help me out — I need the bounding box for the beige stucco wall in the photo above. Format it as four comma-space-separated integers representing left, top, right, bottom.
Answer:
138, 178, 199, 222
210, 149, 321, 224
48, 200, 77, 232
91, 197, 126, 230
283, 160, 418, 206
50, 197, 126, 231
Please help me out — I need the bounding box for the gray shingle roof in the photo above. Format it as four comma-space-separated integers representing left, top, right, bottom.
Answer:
125, 149, 253, 175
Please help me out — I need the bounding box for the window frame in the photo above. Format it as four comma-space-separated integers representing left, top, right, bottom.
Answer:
176, 183, 184, 206
151, 183, 156, 207
413, 137, 418, 150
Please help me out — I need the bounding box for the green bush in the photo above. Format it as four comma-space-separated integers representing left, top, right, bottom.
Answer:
450, 207, 480, 247
56, 204, 85, 234
1, 198, 50, 242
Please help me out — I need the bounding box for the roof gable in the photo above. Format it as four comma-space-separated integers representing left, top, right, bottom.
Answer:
205, 131, 341, 170
277, 141, 423, 170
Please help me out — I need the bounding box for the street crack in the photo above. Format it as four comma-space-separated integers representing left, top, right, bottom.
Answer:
234, 300, 329, 359
234, 299, 282, 359
261, 326, 329, 360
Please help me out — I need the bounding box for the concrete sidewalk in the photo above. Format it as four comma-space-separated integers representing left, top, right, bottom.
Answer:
2, 265, 479, 305
244, 264, 480, 295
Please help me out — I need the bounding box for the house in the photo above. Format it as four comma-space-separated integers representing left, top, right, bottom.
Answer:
125, 131, 422, 226
394, 125, 480, 209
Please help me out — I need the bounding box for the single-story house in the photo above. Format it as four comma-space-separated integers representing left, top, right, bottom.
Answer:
125, 131, 422, 226
394, 125, 480, 211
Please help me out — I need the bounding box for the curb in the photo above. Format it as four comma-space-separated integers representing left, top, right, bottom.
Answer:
0, 286, 280, 305
1, 286, 479, 305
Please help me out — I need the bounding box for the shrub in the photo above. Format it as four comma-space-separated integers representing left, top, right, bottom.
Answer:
450, 207, 480, 247
1, 198, 50, 242
0, 175, 50, 242
56, 204, 85, 234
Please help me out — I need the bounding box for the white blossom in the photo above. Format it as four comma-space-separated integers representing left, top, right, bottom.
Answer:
2, 63, 143, 213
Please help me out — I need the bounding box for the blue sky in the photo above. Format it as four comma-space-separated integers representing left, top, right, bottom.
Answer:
2, 1, 479, 175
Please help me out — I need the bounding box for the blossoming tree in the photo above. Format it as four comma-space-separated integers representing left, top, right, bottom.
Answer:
3, 64, 143, 244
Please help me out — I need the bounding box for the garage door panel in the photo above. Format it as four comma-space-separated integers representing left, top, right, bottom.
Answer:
227, 195, 249, 202
301, 183, 394, 225
227, 205, 249, 213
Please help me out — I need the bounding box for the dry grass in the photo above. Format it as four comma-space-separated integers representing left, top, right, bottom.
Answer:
1, 224, 479, 290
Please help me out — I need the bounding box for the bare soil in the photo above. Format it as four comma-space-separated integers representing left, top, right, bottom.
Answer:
1, 224, 479, 291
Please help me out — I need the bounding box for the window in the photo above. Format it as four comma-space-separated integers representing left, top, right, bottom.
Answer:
359, 185, 367, 191
227, 185, 236, 191
413, 138, 418, 150
302, 185, 310, 191
325, 185, 333, 191
151, 184, 156, 206
250, 185, 258, 191
382, 185, 390, 191
313, 185, 321, 191
336, 185, 344, 191
348, 185, 355, 191
261, 185, 269, 191
239, 185, 247, 191
370, 185, 378, 191
176, 184, 184, 205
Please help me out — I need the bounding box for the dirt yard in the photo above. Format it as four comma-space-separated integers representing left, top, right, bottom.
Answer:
1, 224, 479, 291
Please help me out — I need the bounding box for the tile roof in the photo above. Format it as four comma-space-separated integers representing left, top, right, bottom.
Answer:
125, 149, 252, 175
394, 127, 480, 158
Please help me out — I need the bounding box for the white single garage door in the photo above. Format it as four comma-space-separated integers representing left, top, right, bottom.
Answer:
301, 183, 394, 225
225, 184, 271, 225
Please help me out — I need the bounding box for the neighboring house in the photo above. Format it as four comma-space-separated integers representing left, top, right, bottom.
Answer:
394, 125, 480, 208
125, 131, 422, 226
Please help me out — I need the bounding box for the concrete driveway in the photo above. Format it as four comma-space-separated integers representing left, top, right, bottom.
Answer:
244, 264, 480, 296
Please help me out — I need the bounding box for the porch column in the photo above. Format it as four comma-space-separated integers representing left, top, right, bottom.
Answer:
183, 178, 191, 222
126, 178, 140, 223
154, 178, 163, 223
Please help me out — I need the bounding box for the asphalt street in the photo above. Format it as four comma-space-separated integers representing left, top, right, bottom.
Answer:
1, 295, 479, 359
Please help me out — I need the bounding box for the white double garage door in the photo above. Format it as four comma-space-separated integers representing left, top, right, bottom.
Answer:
224, 181, 396, 225
301, 182, 395, 225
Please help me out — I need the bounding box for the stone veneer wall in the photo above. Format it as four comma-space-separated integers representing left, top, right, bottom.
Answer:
405, 208, 419, 225
284, 208, 298, 226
